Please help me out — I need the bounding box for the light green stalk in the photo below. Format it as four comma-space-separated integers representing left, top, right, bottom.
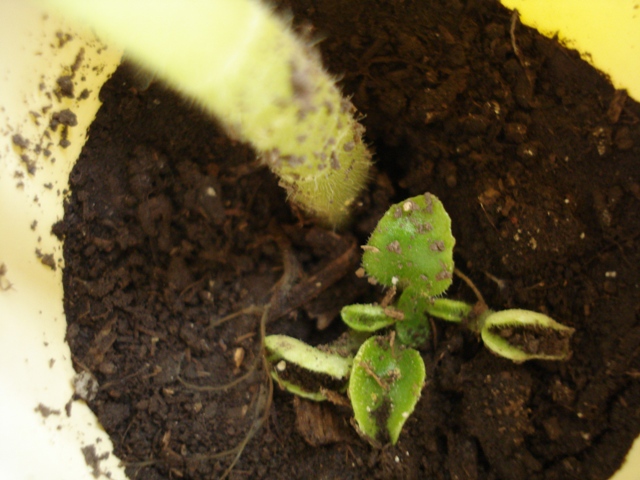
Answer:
44, 0, 371, 227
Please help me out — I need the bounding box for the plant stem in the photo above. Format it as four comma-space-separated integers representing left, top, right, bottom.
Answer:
43, 0, 372, 226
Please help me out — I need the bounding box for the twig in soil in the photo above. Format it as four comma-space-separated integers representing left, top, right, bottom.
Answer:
133, 318, 268, 480
207, 236, 359, 329
129, 308, 275, 478
267, 239, 359, 322
222, 385, 271, 475
522, 280, 547, 291
188, 306, 275, 479
509, 10, 524, 67
209, 305, 265, 328
217, 305, 274, 479
454, 268, 486, 306
509, 10, 535, 86
99, 363, 156, 390
235, 331, 256, 344
177, 357, 261, 392
213, 238, 357, 471
478, 199, 499, 234
123, 459, 158, 470
178, 277, 206, 300
603, 231, 638, 269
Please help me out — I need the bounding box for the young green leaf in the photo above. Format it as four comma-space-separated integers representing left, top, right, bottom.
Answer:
341, 304, 398, 332
349, 336, 426, 445
362, 193, 455, 295
480, 309, 575, 362
265, 335, 353, 400
424, 298, 473, 323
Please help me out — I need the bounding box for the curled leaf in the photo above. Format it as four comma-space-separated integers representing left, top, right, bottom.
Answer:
424, 298, 473, 323
481, 309, 575, 362
265, 335, 353, 400
341, 304, 398, 332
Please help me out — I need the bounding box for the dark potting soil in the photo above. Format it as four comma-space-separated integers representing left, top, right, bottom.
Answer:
55, 1, 640, 479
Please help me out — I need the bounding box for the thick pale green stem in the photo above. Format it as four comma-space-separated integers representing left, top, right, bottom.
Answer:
44, 0, 371, 226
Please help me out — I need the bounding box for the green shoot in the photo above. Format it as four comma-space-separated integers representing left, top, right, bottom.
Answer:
264, 192, 575, 446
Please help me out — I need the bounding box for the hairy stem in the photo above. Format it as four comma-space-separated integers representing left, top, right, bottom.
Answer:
43, 0, 372, 226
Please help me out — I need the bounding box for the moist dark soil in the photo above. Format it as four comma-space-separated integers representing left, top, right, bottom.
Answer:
55, 1, 640, 479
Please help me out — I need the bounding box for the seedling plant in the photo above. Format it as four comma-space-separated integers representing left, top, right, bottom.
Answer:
266, 193, 575, 446
44, 0, 575, 459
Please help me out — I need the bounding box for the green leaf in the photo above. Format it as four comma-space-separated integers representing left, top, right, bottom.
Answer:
341, 304, 398, 332
424, 298, 473, 323
362, 193, 455, 296
349, 335, 426, 445
395, 287, 432, 347
265, 335, 353, 400
480, 309, 575, 362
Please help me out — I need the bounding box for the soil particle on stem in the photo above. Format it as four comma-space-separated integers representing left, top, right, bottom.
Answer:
58, 1, 640, 479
